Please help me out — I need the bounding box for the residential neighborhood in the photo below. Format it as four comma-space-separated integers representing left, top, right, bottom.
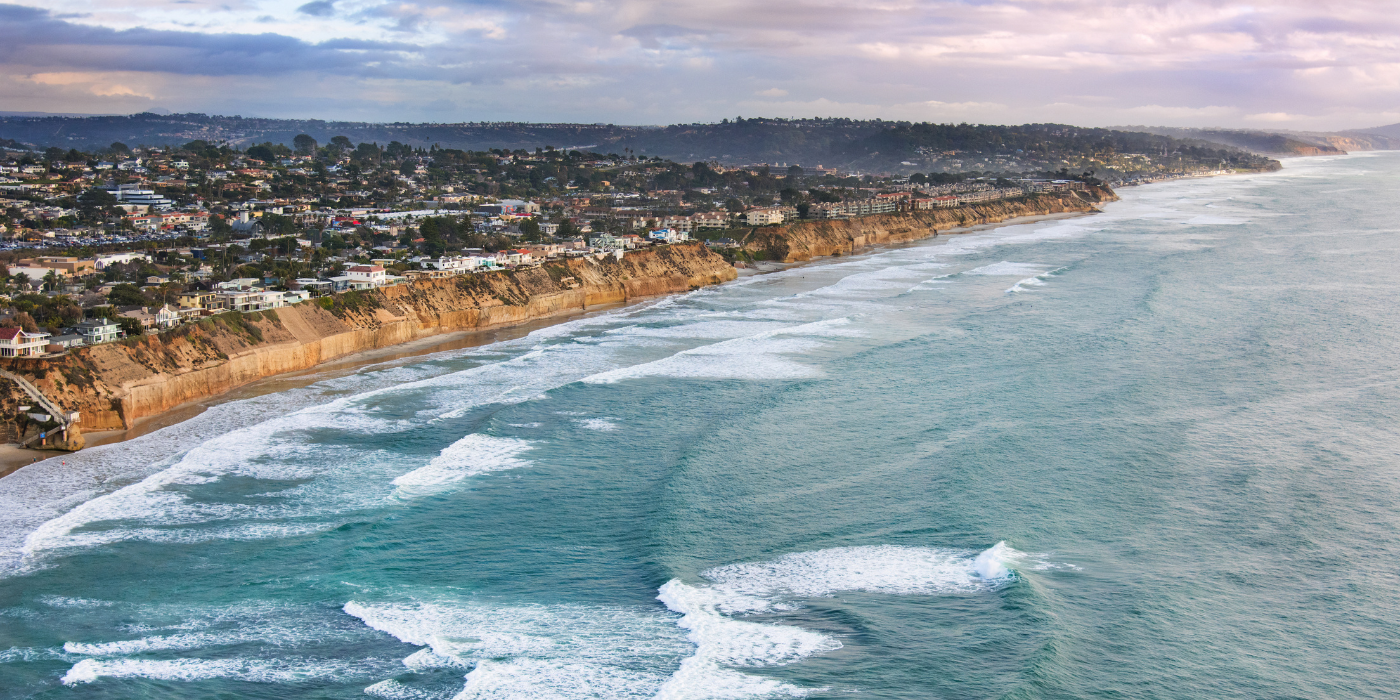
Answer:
0, 136, 1100, 354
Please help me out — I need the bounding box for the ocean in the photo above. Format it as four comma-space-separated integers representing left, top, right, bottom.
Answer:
3, 152, 1400, 698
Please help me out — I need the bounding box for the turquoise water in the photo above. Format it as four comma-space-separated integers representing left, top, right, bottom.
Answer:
4, 153, 1400, 698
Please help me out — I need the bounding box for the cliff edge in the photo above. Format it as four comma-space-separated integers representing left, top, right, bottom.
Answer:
740, 186, 1117, 262
0, 242, 736, 436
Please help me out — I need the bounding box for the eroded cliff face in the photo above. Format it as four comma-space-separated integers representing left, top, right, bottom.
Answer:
0, 243, 736, 434
743, 186, 1118, 262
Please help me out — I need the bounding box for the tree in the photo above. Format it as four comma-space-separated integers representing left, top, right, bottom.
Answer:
116, 317, 144, 337
260, 213, 297, 238
106, 283, 148, 307
12, 312, 38, 333
293, 134, 318, 156
519, 218, 542, 242
109, 142, 130, 155
247, 144, 277, 161
354, 142, 381, 164
78, 188, 119, 220
42, 270, 60, 292
209, 214, 232, 239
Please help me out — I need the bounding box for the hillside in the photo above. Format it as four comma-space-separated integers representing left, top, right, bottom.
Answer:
0, 113, 1277, 175
1120, 127, 1347, 156
1122, 126, 1400, 156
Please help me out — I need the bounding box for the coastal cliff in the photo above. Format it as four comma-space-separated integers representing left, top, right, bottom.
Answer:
0, 242, 736, 436
741, 186, 1117, 262
0, 189, 1114, 446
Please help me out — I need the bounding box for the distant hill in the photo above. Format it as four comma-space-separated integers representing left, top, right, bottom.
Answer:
1353, 123, 1400, 142
0, 112, 1278, 176
1118, 127, 1349, 156
1121, 125, 1400, 156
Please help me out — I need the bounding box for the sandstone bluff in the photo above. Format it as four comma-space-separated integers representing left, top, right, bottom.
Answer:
0, 186, 1115, 451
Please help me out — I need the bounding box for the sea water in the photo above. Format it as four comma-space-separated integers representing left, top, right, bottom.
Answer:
3, 153, 1400, 698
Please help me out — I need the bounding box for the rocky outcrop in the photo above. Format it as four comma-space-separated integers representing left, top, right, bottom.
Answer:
740, 186, 1117, 263
0, 243, 736, 436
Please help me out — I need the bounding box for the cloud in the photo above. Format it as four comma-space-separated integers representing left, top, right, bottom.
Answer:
296, 0, 334, 17
1244, 112, 1299, 122
3, 0, 1400, 128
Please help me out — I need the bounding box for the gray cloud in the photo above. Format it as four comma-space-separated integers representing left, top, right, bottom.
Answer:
4, 0, 1400, 128
296, 1, 334, 17
0, 3, 415, 78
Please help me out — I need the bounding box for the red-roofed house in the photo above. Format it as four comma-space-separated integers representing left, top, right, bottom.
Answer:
0, 327, 51, 357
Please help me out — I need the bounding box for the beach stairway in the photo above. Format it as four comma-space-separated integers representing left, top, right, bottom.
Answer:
0, 369, 75, 448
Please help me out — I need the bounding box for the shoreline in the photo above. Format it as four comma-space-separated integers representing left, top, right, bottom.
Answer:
0, 300, 639, 479
0, 208, 1097, 479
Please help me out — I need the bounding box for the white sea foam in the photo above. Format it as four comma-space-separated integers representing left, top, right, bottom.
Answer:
346, 599, 690, 700
391, 434, 532, 498
700, 544, 1013, 602
38, 595, 113, 608
0, 646, 72, 663
581, 318, 854, 385
1005, 277, 1048, 293
365, 678, 442, 699
652, 543, 1022, 697
456, 659, 669, 700
1184, 215, 1247, 225
19, 408, 406, 557
61, 656, 363, 686
65, 632, 234, 656
605, 320, 791, 339
10, 311, 647, 564
973, 542, 1016, 580
576, 418, 619, 431
62, 618, 324, 656
965, 261, 1045, 276
1006, 265, 1071, 293
654, 581, 835, 699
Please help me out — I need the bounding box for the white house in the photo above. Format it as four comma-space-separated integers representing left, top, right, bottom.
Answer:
345, 265, 387, 288
416, 256, 480, 273
744, 208, 785, 226
96, 252, 151, 270
215, 278, 262, 291
155, 304, 181, 329
214, 290, 262, 312
647, 228, 690, 244
76, 318, 121, 345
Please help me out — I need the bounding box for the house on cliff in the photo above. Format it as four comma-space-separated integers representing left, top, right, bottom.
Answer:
0, 327, 51, 357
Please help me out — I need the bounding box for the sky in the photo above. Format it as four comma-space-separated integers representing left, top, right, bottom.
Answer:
1, 0, 1398, 130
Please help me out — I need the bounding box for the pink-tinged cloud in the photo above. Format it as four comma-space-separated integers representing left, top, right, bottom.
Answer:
1, 0, 1398, 129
